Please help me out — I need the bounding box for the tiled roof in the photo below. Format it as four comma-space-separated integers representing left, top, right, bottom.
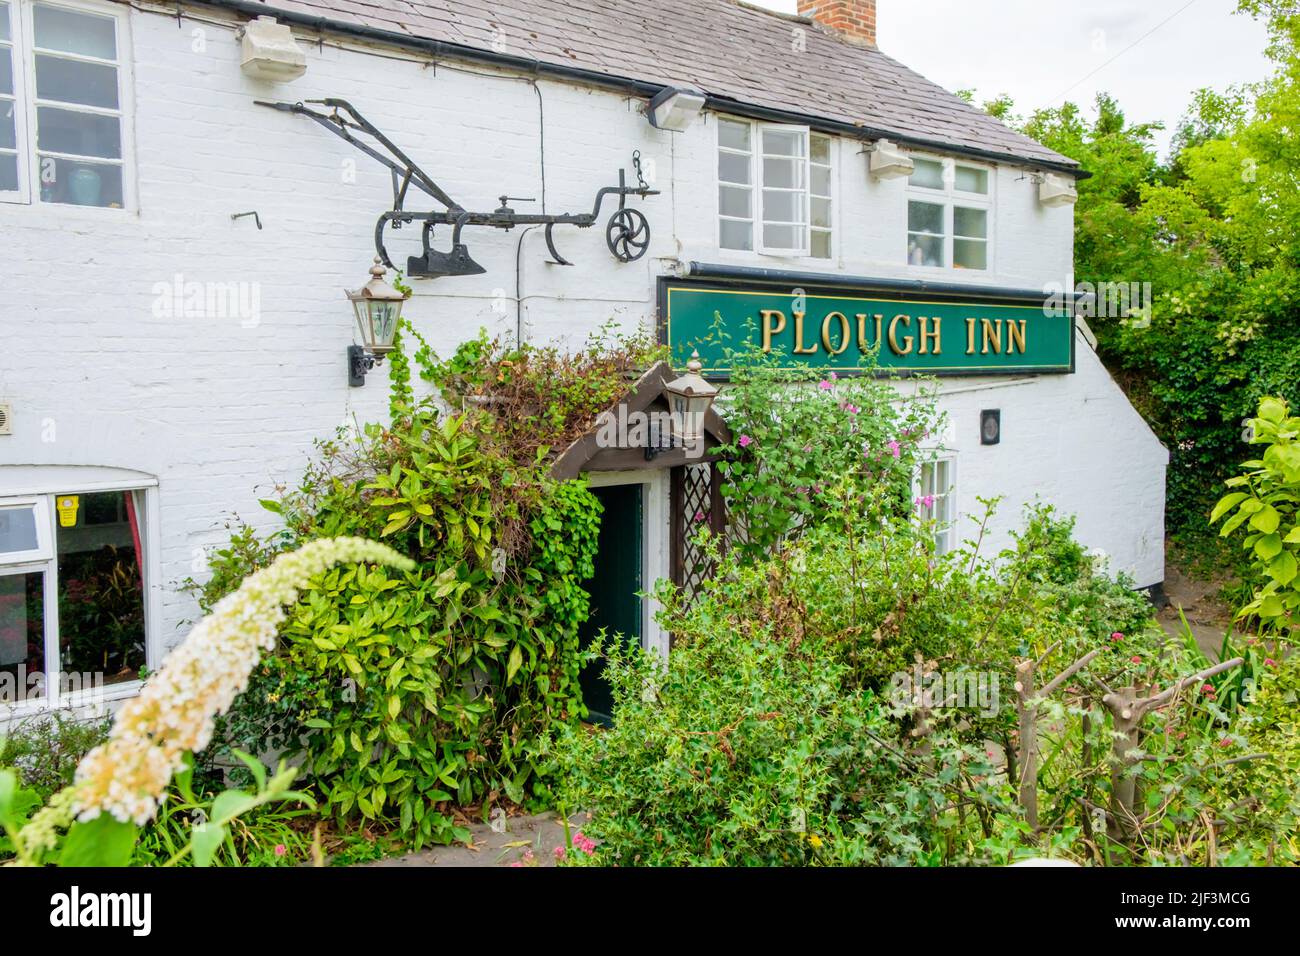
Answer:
228, 0, 1077, 169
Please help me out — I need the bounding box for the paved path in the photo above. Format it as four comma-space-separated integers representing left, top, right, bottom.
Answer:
362, 811, 590, 867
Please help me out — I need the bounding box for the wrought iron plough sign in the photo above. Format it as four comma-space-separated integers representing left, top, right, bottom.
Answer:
256, 98, 658, 278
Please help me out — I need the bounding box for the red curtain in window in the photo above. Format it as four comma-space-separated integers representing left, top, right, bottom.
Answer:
125, 491, 144, 590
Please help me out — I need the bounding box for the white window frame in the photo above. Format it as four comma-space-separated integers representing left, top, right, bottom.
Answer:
0, 0, 30, 202
0, 0, 134, 209
905, 155, 993, 272
0, 483, 157, 716
914, 454, 957, 554
0, 495, 50, 563
716, 116, 834, 260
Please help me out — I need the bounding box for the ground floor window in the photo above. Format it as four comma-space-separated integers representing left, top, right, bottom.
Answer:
915, 457, 956, 554
0, 488, 148, 707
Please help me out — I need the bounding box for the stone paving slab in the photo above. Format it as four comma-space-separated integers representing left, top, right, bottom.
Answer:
362, 811, 590, 867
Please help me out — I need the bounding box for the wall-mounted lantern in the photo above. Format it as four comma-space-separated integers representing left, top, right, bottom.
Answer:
647, 351, 718, 459
345, 257, 408, 387
980, 408, 1002, 446
647, 86, 706, 131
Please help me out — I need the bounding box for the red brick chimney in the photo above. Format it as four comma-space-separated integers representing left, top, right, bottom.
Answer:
797, 0, 877, 48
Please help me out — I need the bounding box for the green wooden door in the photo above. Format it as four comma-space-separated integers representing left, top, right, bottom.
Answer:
578, 483, 643, 725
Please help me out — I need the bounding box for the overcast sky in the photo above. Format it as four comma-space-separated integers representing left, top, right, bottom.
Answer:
757, 0, 1272, 158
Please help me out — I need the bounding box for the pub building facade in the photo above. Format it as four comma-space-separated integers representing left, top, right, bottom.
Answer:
0, 0, 1167, 715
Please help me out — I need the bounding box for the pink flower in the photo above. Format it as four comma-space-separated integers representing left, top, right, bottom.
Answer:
553, 845, 566, 861
694, 510, 706, 522
1110, 631, 1124, 642
573, 832, 598, 855
887, 440, 901, 458
738, 434, 753, 448
1265, 658, 1278, 667
1202, 683, 1215, 693
1220, 737, 1233, 748
274, 844, 287, 857
509, 861, 524, 868
829, 371, 838, 381
1130, 656, 1142, 664
818, 379, 834, 391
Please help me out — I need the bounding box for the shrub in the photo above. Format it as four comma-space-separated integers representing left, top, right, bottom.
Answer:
0, 712, 109, 800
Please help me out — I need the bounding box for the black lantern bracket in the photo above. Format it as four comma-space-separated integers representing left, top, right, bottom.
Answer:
255, 98, 660, 278
348, 344, 386, 387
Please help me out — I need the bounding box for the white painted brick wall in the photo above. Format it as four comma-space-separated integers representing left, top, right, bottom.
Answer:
0, 4, 1167, 666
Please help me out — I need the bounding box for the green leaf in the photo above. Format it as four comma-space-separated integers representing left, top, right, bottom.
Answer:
1255, 533, 1283, 561
1258, 397, 1287, 424
258, 498, 283, 515
1268, 549, 1297, 586
1249, 505, 1280, 534
190, 822, 228, 868
506, 644, 523, 684
60, 815, 139, 867
1210, 492, 1249, 524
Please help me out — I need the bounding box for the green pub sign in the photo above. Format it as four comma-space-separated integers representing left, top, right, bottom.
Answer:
658, 279, 1075, 377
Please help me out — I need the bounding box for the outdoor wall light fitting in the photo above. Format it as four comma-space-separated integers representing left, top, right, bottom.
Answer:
238, 16, 308, 83
980, 409, 1002, 446
346, 257, 408, 387
865, 139, 915, 180
646, 351, 719, 460
1036, 172, 1078, 208
647, 86, 707, 131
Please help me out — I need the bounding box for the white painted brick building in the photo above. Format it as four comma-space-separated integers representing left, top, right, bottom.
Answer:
0, 0, 1166, 712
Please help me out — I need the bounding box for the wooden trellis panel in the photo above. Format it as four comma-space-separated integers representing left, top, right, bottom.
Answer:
670, 460, 727, 602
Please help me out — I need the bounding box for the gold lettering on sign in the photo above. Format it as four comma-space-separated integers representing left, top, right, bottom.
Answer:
1007, 319, 1026, 353
888, 314, 914, 355
981, 318, 1003, 355
760, 309, 786, 353
792, 310, 819, 354
918, 316, 941, 355
856, 314, 883, 351
966, 317, 977, 355
821, 311, 851, 355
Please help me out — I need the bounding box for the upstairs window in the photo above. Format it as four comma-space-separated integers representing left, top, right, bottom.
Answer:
0, 0, 129, 208
718, 117, 833, 259
906, 157, 991, 270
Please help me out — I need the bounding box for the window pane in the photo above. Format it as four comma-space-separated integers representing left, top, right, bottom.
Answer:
0, 153, 16, 191
35, 54, 119, 109
811, 230, 831, 259
718, 119, 750, 151
955, 165, 989, 194
908, 200, 944, 234
762, 188, 802, 223
910, 158, 944, 189
810, 165, 831, 196
954, 206, 987, 238
954, 238, 987, 270
718, 150, 750, 185
718, 184, 751, 218
56, 491, 145, 686
0, 572, 45, 701
762, 156, 802, 189
762, 222, 800, 250
762, 128, 803, 157
0, 505, 39, 555
0, 2, 10, 42
908, 232, 943, 267
0, 104, 14, 150
34, 4, 117, 60
0, 47, 12, 96
810, 134, 830, 164
811, 196, 830, 229
37, 105, 120, 158
37, 154, 123, 206
720, 217, 752, 251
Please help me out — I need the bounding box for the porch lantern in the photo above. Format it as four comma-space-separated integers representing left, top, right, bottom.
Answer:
662, 350, 717, 444
345, 257, 408, 387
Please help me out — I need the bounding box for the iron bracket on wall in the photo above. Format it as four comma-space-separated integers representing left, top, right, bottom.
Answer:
255, 97, 659, 277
